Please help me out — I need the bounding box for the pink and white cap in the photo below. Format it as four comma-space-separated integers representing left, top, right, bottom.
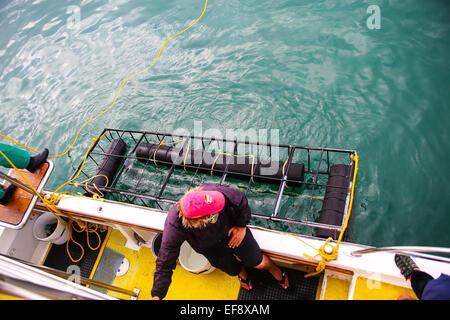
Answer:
179, 190, 225, 219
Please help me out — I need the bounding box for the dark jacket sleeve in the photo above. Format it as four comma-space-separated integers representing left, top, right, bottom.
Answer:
202, 184, 252, 227
151, 206, 186, 299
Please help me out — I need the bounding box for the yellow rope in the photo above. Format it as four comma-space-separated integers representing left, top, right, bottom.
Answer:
250, 224, 321, 252
0, 0, 358, 276
281, 157, 290, 188
0, 133, 107, 263
0, 0, 209, 262
0, 150, 65, 225
183, 142, 191, 171
250, 153, 359, 278
67, 220, 107, 263
0, 0, 209, 158
74, 174, 110, 198
304, 153, 359, 277
152, 138, 186, 166
211, 151, 256, 182
303, 237, 338, 277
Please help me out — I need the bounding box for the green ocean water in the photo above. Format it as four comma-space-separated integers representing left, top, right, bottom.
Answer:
1, 0, 449, 248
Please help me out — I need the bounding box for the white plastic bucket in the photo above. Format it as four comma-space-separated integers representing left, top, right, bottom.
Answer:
179, 241, 215, 274
33, 212, 69, 245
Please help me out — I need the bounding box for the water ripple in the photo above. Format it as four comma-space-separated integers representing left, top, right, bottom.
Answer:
0, 0, 449, 247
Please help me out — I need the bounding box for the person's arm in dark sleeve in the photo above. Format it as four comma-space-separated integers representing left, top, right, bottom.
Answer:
151, 209, 185, 299
228, 187, 251, 227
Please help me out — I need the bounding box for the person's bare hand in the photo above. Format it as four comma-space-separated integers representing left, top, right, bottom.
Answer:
228, 227, 246, 248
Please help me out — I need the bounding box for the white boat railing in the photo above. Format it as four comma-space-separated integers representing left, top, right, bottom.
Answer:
0, 253, 117, 300
350, 246, 450, 264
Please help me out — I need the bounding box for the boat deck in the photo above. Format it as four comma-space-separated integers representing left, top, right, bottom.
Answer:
0, 128, 424, 300
105, 229, 240, 300
0, 222, 419, 300
101, 229, 417, 300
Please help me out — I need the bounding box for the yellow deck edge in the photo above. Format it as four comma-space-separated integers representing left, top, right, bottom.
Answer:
353, 276, 418, 300
88, 227, 112, 280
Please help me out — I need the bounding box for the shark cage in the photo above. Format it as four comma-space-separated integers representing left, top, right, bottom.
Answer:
68, 128, 358, 240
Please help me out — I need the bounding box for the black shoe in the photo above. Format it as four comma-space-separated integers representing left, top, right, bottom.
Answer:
26, 148, 49, 173
0, 184, 17, 206
395, 254, 418, 280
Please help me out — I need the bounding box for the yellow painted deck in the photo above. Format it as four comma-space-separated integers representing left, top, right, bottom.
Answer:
352, 276, 417, 300
105, 229, 240, 300
103, 229, 417, 300
316, 272, 418, 300
322, 276, 350, 300
0, 227, 417, 300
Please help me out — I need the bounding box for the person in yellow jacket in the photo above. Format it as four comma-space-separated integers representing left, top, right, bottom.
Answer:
0, 143, 49, 205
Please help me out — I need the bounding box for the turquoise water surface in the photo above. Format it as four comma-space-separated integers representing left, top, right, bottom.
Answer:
1, 0, 449, 248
